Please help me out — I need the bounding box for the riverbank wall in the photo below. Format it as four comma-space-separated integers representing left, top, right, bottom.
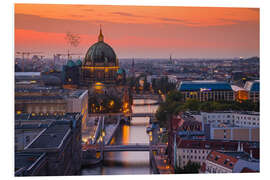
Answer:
92, 117, 102, 144
105, 116, 121, 145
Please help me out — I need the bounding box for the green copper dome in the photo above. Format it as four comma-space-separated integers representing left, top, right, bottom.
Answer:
67, 60, 76, 67
83, 27, 117, 66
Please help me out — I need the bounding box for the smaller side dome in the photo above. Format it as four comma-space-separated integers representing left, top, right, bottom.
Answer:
117, 68, 124, 74
67, 60, 76, 67
75, 60, 82, 66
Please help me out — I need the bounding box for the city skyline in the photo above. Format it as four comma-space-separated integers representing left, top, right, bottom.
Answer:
15, 4, 259, 59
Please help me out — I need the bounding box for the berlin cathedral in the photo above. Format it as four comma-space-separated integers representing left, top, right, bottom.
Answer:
80, 27, 120, 85
62, 27, 130, 114
63, 26, 125, 88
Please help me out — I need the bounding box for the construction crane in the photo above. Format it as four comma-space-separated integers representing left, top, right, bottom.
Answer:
54, 51, 83, 65
16, 51, 43, 72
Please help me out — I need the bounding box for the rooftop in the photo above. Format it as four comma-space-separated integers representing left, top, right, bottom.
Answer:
15, 123, 50, 130
15, 87, 87, 99
15, 96, 64, 101
231, 85, 247, 92
25, 122, 71, 150
15, 72, 41, 77
178, 80, 232, 91
207, 150, 259, 172
15, 152, 46, 176
207, 150, 238, 170
15, 113, 80, 122
222, 151, 259, 162
244, 80, 260, 92
178, 139, 259, 159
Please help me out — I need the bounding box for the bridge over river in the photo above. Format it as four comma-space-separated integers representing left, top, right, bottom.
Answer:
83, 143, 166, 152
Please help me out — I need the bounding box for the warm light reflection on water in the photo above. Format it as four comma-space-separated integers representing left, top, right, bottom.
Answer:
121, 124, 130, 145
81, 99, 158, 175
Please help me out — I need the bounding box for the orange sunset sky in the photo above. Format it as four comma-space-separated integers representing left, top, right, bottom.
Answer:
14, 4, 259, 59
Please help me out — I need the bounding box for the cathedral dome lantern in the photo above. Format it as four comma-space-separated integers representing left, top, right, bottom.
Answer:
83, 26, 117, 67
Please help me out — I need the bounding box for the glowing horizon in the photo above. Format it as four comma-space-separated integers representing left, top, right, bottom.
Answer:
14, 4, 259, 59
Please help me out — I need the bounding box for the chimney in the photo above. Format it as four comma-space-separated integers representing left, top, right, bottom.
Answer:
250, 150, 253, 159
237, 141, 241, 152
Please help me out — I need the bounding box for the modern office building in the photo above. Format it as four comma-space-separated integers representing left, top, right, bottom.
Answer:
178, 80, 234, 102
231, 85, 249, 102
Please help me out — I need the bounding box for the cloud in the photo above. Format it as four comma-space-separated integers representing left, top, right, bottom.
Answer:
247, 8, 259, 12
82, 8, 94, 12
158, 17, 186, 23
69, 14, 84, 18
111, 11, 142, 18
14, 13, 98, 35
218, 18, 251, 25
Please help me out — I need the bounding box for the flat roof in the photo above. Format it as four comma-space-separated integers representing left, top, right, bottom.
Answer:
178, 139, 259, 150
15, 152, 46, 175
26, 123, 71, 150
15, 113, 80, 121
15, 72, 41, 76
15, 87, 87, 99
231, 85, 247, 92
15, 96, 64, 101
15, 123, 50, 130
222, 151, 251, 160
178, 81, 232, 91
244, 81, 260, 91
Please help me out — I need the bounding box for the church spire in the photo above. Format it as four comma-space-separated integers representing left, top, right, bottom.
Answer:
98, 25, 104, 42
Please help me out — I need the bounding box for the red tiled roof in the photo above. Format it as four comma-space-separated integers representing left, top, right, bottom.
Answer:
207, 151, 238, 170
241, 167, 257, 173
177, 139, 260, 159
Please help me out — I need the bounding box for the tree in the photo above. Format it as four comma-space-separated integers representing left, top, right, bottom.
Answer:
175, 161, 201, 174
155, 91, 184, 128
183, 99, 200, 111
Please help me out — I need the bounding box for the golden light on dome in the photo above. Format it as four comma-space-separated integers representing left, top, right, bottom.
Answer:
94, 82, 104, 91
81, 66, 119, 70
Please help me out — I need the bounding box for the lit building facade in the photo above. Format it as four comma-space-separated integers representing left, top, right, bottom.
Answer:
178, 81, 234, 102
231, 85, 248, 102
244, 80, 260, 103
80, 27, 119, 85
15, 87, 88, 130
208, 126, 259, 142
201, 111, 260, 128
177, 139, 259, 169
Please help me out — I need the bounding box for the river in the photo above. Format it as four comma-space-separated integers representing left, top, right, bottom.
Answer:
81, 99, 159, 175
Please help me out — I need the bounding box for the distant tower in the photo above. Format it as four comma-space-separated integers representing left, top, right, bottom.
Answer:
170, 54, 173, 65
132, 58, 135, 77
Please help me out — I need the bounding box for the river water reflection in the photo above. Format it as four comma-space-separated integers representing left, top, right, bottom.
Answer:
81, 99, 159, 175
